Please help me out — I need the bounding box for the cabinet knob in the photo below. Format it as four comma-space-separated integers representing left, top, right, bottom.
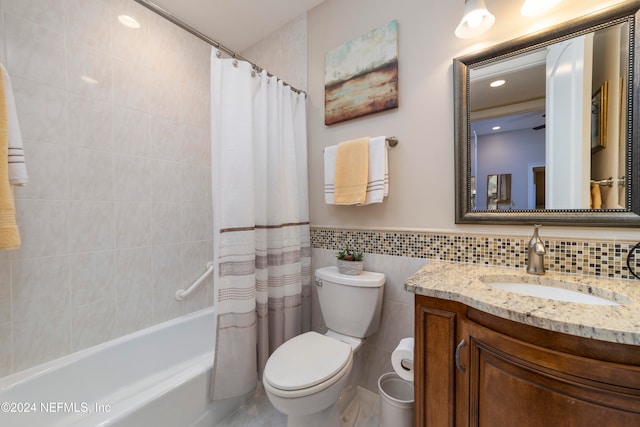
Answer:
455, 339, 467, 372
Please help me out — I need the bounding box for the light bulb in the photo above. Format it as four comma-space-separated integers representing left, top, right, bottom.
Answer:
455, 0, 495, 39
466, 10, 484, 28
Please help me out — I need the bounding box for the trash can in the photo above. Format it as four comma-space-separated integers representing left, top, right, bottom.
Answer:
378, 372, 414, 427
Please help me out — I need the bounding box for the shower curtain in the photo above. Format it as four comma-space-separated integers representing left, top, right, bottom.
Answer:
209, 48, 311, 400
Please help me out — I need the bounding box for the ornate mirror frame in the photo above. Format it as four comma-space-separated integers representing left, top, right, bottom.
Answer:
454, 1, 640, 227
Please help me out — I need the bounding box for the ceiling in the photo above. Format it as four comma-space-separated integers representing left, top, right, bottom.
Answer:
145, 0, 326, 52
469, 48, 547, 136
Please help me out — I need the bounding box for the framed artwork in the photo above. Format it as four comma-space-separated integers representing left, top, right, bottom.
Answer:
591, 80, 608, 153
324, 20, 399, 125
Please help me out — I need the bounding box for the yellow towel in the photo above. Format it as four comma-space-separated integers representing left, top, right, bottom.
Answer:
591, 183, 602, 209
334, 137, 369, 205
0, 68, 20, 249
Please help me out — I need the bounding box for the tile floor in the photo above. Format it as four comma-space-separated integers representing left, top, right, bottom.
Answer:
217, 384, 381, 427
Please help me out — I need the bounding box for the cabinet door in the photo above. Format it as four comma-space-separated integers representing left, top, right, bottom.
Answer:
464, 321, 640, 427
415, 296, 459, 427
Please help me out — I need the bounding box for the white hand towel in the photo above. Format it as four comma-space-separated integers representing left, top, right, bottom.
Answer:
324, 136, 390, 205
324, 145, 337, 204
1, 64, 27, 186
363, 136, 388, 205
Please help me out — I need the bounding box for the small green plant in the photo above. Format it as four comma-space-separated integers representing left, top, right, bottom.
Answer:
336, 244, 363, 262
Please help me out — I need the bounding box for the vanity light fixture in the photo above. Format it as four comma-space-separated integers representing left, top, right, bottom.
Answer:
118, 14, 141, 29
490, 79, 506, 87
521, 0, 562, 17
455, 0, 495, 39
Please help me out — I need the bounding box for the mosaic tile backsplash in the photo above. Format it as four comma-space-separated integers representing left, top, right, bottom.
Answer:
311, 227, 640, 281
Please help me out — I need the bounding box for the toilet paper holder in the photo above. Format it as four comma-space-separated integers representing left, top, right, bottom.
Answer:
400, 358, 413, 371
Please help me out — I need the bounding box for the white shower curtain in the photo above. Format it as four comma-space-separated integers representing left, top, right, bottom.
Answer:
209, 48, 311, 400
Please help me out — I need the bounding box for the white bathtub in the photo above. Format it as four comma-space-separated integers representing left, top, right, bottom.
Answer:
0, 307, 246, 427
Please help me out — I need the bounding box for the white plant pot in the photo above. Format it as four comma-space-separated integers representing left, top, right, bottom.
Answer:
336, 259, 364, 275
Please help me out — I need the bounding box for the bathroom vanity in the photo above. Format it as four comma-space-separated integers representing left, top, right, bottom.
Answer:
405, 262, 640, 427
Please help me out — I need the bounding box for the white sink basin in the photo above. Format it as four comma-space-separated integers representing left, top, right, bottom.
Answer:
480, 275, 627, 306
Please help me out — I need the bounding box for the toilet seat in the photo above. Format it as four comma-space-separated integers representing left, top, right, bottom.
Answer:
263, 331, 352, 397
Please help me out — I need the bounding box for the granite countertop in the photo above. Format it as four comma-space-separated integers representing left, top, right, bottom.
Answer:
404, 261, 640, 345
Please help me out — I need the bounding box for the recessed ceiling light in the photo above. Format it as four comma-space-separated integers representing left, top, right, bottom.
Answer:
118, 15, 140, 29
492, 126, 501, 130
490, 79, 506, 88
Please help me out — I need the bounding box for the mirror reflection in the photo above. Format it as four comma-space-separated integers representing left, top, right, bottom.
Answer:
468, 22, 628, 212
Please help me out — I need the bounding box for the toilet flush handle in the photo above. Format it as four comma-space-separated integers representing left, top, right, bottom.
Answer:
315, 278, 323, 287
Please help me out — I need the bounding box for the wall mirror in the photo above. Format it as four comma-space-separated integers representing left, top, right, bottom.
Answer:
454, 1, 640, 226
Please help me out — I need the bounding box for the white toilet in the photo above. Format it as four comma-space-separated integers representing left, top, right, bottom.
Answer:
263, 266, 385, 427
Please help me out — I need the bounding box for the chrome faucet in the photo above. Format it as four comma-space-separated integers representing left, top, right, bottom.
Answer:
526, 224, 546, 275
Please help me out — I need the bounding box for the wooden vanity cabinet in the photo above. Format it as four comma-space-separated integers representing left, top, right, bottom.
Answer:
414, 295, 640, 427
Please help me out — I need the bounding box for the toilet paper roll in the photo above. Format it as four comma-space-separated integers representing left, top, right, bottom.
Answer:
391, 337, 414, 382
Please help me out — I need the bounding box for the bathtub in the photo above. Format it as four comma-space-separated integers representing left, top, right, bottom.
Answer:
0, 307, 246, 427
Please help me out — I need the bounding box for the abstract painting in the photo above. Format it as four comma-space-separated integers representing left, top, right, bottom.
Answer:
324, 20, 399, 125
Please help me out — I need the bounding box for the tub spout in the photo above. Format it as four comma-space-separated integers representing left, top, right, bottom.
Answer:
527, 225, 546, 275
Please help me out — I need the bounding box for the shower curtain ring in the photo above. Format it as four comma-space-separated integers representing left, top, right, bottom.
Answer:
233, 59, 238, 68
216, 50, 222, 58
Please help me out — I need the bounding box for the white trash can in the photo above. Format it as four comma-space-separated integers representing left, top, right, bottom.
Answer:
378, 372, 414, 427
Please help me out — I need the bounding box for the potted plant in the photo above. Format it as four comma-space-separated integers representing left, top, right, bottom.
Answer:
336, 244, 364, 275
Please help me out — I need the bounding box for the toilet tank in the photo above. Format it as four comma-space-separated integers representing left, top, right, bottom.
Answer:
315, 266, 385, 339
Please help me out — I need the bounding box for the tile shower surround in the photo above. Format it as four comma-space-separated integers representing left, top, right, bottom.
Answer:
0, 0, 213, 376
311, 227, 640, 281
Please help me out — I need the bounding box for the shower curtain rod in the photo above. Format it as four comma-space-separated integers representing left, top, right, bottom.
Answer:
133, 0, 306, 95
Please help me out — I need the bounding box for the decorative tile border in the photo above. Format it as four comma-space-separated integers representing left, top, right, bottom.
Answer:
311, 227, 640, 281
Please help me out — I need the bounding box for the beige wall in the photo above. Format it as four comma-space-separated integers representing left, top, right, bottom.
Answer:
307, 0, 640, 240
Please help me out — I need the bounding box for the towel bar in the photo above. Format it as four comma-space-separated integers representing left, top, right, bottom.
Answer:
591, 176, 625, 187
323, 136, 398, 152
385, 136, 398, 147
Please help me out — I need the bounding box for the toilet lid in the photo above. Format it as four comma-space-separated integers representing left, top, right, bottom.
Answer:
263, 331, 352, 391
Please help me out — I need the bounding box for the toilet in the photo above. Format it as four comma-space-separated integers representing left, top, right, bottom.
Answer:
263, 266, 385, 427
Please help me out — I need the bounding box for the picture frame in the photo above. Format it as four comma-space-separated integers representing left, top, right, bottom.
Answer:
324, 20, 399, 125
591, 81, 608, 153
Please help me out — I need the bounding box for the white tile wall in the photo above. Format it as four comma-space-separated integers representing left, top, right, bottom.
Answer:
5, 16, 67, 88
241, 14, 308, 92
3, 0, 66, 34
0, 0, 213, 376
12, 77, 69, 145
